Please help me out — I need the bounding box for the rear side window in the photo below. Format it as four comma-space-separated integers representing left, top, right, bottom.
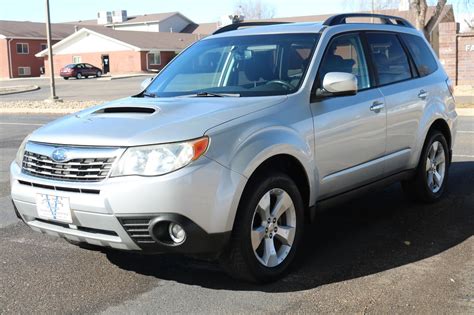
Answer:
400, 33, 438, 77
366, 33, 412, 86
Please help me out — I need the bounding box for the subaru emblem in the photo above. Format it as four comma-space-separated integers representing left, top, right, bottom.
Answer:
51, 148, 68, 162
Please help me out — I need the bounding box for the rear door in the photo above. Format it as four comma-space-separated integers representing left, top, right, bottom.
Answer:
83, 64, 94, 76
310, 32, 386, 198
365, 32, 425, 175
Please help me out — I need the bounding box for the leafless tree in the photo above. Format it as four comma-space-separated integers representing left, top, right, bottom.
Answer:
412, 0, 474, 36
235, 0, 276, 20
349, 0, 399, 11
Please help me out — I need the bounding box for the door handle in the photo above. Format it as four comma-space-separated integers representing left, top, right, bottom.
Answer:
370, 101, 385, 112
418, 90, 428, 99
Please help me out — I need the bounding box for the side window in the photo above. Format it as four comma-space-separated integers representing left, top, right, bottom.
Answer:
400, 33, 438, 77
366, 33, 412, 86
318, 33, 371, 90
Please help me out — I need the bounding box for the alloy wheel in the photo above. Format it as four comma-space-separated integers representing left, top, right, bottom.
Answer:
426, 141, 446, 193
251, 188, 296, 268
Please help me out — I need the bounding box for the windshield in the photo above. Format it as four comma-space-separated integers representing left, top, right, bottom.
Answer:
144, 33, 319, 97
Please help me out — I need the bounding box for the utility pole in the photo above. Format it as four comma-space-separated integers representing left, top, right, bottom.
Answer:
45, 0, 59, 100
371, 0, 375, 23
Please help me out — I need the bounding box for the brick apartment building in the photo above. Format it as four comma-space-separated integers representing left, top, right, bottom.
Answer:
0, 11, 210, 79
0, 20, 76, 78
36, 27, 200, 76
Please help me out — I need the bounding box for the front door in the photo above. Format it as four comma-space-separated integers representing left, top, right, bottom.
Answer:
310, 32, 387, 198
102, 55, 110, 74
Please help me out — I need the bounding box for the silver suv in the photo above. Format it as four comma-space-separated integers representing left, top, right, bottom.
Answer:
11, 13, 457, 282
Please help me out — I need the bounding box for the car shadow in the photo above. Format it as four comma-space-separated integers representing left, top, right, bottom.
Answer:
105, 161, 474, 292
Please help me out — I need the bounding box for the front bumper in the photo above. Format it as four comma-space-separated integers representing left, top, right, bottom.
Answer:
10, 156, 245, 254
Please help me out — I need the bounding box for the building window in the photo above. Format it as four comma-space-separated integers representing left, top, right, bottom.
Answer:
18, 67, 31, 76
148, 52, 161, 65
40, 43, 48, 51
72, 56, 82, 64
16, 43, 29, 54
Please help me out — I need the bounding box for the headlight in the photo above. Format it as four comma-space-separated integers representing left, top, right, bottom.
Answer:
111, 137, 209, 177
15, 135, 30, 166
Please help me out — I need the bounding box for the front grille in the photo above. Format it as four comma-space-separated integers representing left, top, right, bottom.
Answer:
119, 217, 156, 246
18, 180, 100, 194
22, 151, 115, 182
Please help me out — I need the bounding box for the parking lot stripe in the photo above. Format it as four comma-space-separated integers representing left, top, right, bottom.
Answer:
0, 122, 43, 126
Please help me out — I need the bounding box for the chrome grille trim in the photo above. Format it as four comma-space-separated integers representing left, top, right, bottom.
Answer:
21, 142, 122, 182
22, 151, 114, 181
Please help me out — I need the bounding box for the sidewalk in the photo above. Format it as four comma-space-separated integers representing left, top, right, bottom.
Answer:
454, 85, 474, 104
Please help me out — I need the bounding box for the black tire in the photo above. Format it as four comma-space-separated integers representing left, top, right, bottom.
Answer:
63, 77, 69, 80
219, 172, 304, 283
76, 72, 83, 79
401, 130, 449, 203
96, 71, 102, 78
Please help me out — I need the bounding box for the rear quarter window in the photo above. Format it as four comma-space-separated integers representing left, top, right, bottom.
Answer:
366, 33, 413, 86
400, 33, 438, 77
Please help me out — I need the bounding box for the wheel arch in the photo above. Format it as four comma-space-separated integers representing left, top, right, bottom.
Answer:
428, 119, 452, 158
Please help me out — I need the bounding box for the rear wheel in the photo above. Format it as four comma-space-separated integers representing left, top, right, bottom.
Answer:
76, 72, 83, 79
96, 71, 102, 77
63, 77, 69, 80
220, 172, 304, 283
402, 131, 449, 202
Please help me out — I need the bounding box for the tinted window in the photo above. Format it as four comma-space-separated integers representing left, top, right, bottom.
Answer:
366, 33, 412, 86
401, 33, 438, 77
144, 34, 319, 97
319, 33, 371, 90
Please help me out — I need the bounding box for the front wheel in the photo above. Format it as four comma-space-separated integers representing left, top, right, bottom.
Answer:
220, 172, 304, 283
402, 130, 449, 202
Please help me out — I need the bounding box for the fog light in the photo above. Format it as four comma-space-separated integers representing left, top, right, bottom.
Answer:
169, 223, 186, 244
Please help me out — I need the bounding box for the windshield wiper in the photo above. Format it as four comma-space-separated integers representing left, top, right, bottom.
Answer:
180, 92, 241, 97
142, 92, 157, 98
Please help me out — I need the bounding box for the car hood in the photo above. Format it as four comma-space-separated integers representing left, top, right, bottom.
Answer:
29, 96, 287, 147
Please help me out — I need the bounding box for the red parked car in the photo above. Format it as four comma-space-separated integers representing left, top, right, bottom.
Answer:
60, 63, 102, 80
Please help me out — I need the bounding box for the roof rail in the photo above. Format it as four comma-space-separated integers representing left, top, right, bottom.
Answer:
323, 13, 414, 28
212, 21, 291, 35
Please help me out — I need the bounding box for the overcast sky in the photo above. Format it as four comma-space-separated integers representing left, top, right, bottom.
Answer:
0, 0, 471, 24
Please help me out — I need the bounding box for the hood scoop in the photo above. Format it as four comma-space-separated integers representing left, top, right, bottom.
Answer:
93, 106, 157, 115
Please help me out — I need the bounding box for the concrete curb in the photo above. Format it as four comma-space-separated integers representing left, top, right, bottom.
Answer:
457, 108, 474, 116
97, 74, 154, 81
0, 85, 40, 96
0, 108, 79, 114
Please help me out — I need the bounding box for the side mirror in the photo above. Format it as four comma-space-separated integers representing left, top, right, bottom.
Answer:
140, 77, 154, 90
316, 72, 358, 98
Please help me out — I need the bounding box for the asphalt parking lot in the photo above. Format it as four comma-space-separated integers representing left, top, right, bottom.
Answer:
0, 76, 151, 101
0, 113, 473, 313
